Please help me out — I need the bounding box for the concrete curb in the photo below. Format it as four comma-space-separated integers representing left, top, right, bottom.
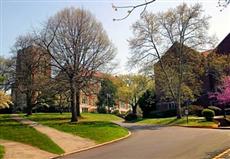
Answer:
175, 125, 219, 129
50, 130, 132, 159
212, 148, 230, 159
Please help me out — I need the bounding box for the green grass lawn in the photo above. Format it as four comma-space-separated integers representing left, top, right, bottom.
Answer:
25, 113, 128, 143
136, 116, 218, 127
0, 145, 4, 159
0, 115, 64, 154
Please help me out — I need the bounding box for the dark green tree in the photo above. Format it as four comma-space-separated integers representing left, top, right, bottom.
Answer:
97, 79, 117, 113
138, 89, 156, 118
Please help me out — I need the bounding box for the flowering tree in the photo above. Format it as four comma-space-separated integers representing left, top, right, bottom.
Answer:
209, 76, 230, 117
216, 76, 230, 104
0, 91, 12, 109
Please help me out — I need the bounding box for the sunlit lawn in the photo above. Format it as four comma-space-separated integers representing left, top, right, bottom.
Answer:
25, 113, 128, 143
136, 116, 218, 127
0, 115, 64, 154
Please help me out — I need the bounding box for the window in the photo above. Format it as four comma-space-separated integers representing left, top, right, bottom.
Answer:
82, 96, 88, 104
82, 108, 88, 113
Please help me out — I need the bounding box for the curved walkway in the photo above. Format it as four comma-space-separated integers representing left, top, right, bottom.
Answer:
59, 122, 230, 159
11, 114, 96, 153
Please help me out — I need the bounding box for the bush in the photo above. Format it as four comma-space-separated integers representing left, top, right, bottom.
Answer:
97, 106, 107, 114
124, 113, 137, 121
182, 105, 203, 116
202, 109, 215, 121
208, 106, 222, 115
145, 109, 177, 118
111, 109, 120, 116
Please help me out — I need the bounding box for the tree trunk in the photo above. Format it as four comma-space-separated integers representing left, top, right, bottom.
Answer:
132, 102, 138, 115
176, 43, 184, 119
26, 91, 33, 116
70, 79, 78, 122
76, 89, 81, 117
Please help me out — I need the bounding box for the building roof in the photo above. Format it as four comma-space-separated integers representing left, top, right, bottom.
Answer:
156, 42, 199, 63
216, 33, 230, 55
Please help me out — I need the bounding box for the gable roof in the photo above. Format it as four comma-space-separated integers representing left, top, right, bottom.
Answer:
216, 33, 230, 55
158, 42, 199, 62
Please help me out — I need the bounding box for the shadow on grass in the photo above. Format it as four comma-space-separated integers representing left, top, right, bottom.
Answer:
123, 117, 179, 125
0, 118, 23, 127
26, 117, 70, 122
50, 121, 120, 128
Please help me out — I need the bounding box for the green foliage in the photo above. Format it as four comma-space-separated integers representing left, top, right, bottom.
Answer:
111, 109, 120, 116
0, 145, 4, 159
97, 79, 117, 109
124, 113, 138, 121
25, 113, 128, 143
202, 109, 215, 121
0, 115, 64, 154
97, 106, 107, 114
182, 105, 203, 116
0, 76, 5, 84
113, 74, 154, 114
138, 89, 156, 118
208, 106, 222, 115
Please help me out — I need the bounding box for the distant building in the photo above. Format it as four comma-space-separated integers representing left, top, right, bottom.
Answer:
154, 42, 204, 111
154, 33, 230, 110
12, 46, 51, 112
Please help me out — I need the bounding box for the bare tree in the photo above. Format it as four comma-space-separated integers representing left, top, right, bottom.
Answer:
13, 34, 50, 115
128, 3, 212, 118
36, 8, 116, 122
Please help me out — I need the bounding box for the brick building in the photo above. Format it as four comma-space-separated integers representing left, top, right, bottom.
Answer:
154, 33, 230, 110
12, 46, 51, 112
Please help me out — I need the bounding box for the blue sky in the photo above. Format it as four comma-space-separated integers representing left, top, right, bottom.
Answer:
0, 0, 230, 73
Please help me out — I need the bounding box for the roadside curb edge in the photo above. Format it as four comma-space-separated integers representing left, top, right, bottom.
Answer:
212, 148, 230, 159
50, 130, 132, 159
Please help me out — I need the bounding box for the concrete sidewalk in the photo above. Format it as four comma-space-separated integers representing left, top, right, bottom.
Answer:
0, 139, 57, 159
11, 114, 96, 153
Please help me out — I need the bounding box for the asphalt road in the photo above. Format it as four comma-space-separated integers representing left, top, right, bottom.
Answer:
59, 123, 230, 159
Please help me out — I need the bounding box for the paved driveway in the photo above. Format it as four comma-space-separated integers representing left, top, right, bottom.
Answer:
59, 123, 230, 159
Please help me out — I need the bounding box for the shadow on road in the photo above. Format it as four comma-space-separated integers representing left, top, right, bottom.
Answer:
113, 121, 164, 132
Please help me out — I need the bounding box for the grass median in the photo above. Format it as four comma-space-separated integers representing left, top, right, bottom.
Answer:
25, 113, 129, 143
0, 115, 64, 154
0, 145, 4, 159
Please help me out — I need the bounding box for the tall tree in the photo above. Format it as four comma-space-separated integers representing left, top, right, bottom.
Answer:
128, 3, 212, 118
36, 8, 116, 122
97, 79, 117, 111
